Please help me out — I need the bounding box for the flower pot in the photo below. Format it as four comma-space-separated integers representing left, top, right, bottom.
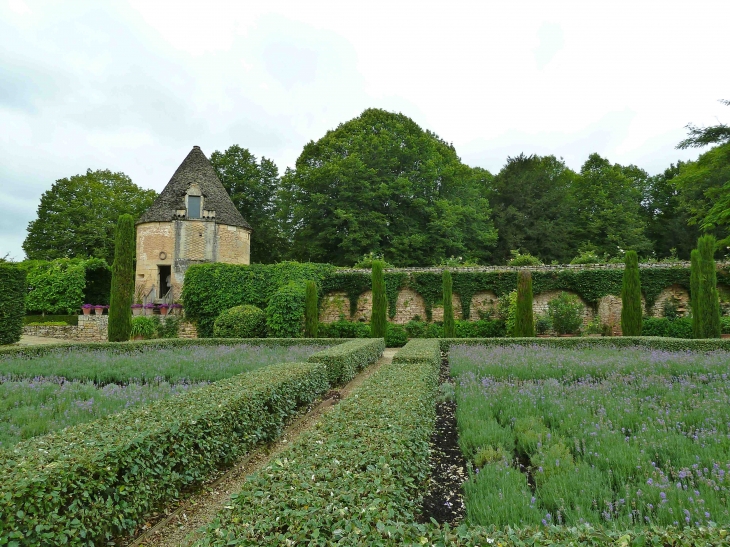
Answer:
132, 335, 144, 341
132, 307, 143, 316
722, 334, 730, 339
94, 307, 104, 315
82, 308, 91, 316
159, 306, 169, 316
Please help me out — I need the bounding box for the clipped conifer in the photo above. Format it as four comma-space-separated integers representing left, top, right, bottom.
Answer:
690, 248, 701, 338
108, 214, 135, 342
620, 250, 642, 336
515, 270, 535, 337
698, 235, 721, 338
371, 260, 387, 339
304, 280, 319, 338
443, 270, 455, 338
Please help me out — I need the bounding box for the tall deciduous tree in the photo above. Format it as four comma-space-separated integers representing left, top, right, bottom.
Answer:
489, 154, 579, 264
108, 215, 135, 342
641, 162, 699, 260
514, 270, 535, 337
279, 109, 497, 266
209, 145, 286, 263
23, 170, 155, 262
676, 99, 730, 150
572, 154, 651, 258
304, 280, 318, 338
620, 251, 642, 336
442, 270, 455, 338
371, 260, 387, 339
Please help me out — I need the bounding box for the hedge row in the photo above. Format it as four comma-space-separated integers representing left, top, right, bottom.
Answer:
195, 343, 440, 546
0, 264, 26, 345
308, 338, 385, 385
392, 338, 441, 367
0, 337, 346, 360
0, 360, 332, 546
438, 336, 730, 352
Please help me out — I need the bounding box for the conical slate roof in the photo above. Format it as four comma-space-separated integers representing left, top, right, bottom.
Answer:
136, 146, 252, 230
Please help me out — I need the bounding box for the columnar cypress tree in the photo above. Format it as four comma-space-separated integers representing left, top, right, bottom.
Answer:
371, 260, 387, 339
108, 214, 135, 342
443, 270, 455, 338
515, 270, 535, 337
620, 250, 642, 336
690, 249, 701, 338
304, 280, 319, 338
698, 235, 721, 338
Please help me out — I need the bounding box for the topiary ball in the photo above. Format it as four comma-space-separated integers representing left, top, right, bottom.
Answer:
213, 305, 267, 338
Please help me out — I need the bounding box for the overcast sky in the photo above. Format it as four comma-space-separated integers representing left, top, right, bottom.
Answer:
1, 0, 728, 260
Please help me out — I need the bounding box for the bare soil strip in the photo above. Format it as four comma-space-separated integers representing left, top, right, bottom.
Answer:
419, 352, 466, 524
124, 348, 397, 547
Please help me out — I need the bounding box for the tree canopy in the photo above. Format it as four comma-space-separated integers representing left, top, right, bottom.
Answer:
23, 169, 155, 262
676, 99, 730, 149
279, 108, 497, 266
488, 154, 579, 264
209, 145, 286, 263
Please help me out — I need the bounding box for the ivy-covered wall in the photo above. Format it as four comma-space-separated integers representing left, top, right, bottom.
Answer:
182, 261, 730, 336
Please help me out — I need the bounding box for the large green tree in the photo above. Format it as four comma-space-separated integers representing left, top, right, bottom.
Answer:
676, 99, 730, 150
209, 145, 286, 263
488, 154, 579, 264
23, 170, 155, 262
108, 215, 135, 342
278, 109, 497, 266
572, 154, 651, 258
641, 162, 699, 260
672, 143, 730, 249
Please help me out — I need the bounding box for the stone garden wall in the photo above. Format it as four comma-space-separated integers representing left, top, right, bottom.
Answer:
23, 314, 198, 341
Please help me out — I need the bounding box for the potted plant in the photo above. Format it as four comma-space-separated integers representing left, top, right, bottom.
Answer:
170, 303, 183, 315
143, 302, 156, 316
93, 304, 106, 315
81, 304, 93, 316
131, 303, 143, 316
159, 303, 170, 316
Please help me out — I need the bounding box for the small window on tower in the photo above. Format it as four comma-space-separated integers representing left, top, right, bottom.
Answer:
188, 196, 201, 219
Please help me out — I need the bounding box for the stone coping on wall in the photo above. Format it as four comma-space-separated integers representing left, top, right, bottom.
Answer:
333, 261, 730, 274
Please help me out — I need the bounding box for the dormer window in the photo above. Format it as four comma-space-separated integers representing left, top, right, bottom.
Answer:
188, 195, 201, 219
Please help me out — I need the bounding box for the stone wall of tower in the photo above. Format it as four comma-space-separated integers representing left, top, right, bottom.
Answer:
136, 220, 250, 301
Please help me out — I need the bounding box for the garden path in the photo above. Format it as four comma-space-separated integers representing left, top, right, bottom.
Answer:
124, 347, 397, 547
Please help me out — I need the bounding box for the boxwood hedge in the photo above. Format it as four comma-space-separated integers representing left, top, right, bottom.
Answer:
307, 338, 385, 385
0, 337, 346, 360
0, 360, 331, 546
392, 338, 441, 367
195, 345, 439, 546
438, 336, 730, 352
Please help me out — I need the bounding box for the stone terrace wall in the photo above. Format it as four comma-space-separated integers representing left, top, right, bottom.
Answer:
23, 314, 198, 341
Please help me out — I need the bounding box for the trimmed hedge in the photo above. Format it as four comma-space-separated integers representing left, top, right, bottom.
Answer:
182, 262, 335, 337
392, 338, 441, 367
213, 305, 266, 338
0, 264, 26, 345
0, 337, 346, 360
642, 317, 693, 339
196, 343, 439, 546
308, 338, 384, 385
23, 314, 78, 326
0, 360, 331, 546
438, 336, 730, 352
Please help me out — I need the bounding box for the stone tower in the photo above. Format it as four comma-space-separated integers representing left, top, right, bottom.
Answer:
135, 146, 252, 302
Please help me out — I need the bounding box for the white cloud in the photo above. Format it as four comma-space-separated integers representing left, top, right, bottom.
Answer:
1, 0, 729, 259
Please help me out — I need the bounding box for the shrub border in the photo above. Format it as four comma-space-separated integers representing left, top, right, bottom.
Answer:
307, 338, 385, 385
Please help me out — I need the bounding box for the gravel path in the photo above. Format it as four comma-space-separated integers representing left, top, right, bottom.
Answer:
124, 348, 397, 547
